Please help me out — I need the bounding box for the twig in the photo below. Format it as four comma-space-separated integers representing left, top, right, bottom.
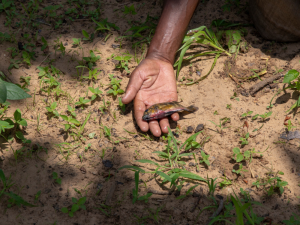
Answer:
35, 53, 51, 70
33, 19, 51, 26
229, 73, 244, 89
206, 195, 224, 225
249, 74, 283, 96
148, 187, 170, 195
190, 193, 201, 212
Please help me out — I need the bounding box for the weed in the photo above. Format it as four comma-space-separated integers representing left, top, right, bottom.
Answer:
46, 102, 59, 118
199, 150, 210, 166
240, 132, 249, 146
106, 74, 124, 96
123, 5, 137, 15
113, 53, 132, 73
72, 38, 81, 46
241, 111, 253, 118
132, 171, 152, 203
283, 213, 300, 225
0, 169, 35, 208
285, 120, 296, 131
61, 197, 86, 217
232, 164, 247, 176
60, 114, 80, 131
52, 172, 61, 184
82, 30, 94, 42
67, 105, 77, 118
209, 118, 229, 134
226, 104, 232, 110
75, 97, 90, 108
89, 87, 102, 101
83, 51, 100, 69
99, 99, 110, 113
259, 111, 272, 121
118, 97, 126, 113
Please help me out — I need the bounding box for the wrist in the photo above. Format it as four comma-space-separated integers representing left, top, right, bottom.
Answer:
146, 51, 175, 65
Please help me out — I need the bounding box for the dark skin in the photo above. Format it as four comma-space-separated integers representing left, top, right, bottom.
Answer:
122, 0, 200, 137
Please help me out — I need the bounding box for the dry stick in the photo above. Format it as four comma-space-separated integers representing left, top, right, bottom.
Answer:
206, 195, 224, 225
148, 187, 170, 195
249, 74, 283, 96
35, 53, 51, 70
190, 194, 201, 212
229, 73, 244, 89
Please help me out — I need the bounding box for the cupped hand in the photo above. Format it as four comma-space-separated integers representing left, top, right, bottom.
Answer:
122, 57, 179, 137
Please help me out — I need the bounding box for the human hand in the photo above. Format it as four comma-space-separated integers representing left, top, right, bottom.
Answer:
122, 57, 179, 137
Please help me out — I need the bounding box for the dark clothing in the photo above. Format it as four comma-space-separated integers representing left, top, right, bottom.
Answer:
250, 0, 300, 42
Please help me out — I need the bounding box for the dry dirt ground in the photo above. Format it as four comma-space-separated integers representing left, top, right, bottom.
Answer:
0, 0, 300, 224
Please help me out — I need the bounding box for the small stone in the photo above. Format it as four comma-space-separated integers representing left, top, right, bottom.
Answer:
0, 154, 5, 161
106, 116, 110, 121
172, 131, 179, 138
196, 70, 201, 76
269, 83, 278, 89
102, 160, 113, 168
94, 136, 97, 139
80, 166, 86, 174
112, 59, 119, 65
189, 162, 195, 167
194, 124, 204, 133
113, 147, 117, 152
111, 44, 120, 49
186, 126, 194, 133
59, 128, 64, 133
133, 135, 138, 138
64, 42, 68, 46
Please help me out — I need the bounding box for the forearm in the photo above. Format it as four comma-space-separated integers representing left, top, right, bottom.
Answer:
147, 0, 200, 64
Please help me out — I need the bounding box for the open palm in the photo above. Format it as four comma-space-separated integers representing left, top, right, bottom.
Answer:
122, 57, 179, 137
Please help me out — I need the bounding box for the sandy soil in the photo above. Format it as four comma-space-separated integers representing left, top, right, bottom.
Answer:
0, 0, 300, 224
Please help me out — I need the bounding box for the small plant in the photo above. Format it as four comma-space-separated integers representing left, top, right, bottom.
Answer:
72, 38, 81, 46
106, 74, 124, 96
99, 99, 110, 113
89, 87, 102, 101
240, 132, 249, 146
219, 176, 232, 188
123, 4, 137, 15
132, 171, 152, 203
252, 174, 288, 196
61, 197, 86, 217
60, 115, 80, 131
232, 147, 245, 163
75, 97, 90, 108
83, 51, 100, 69
82, 29, 95, 42
285, 120, 296, 131
209, 118, 230, 134
259, 111, 272, 121
241, 111, 253, 118
226, 104, 232, 110
283, 213, 300, 225
207, 177, 218, 196
199, 150, 210, 166
52, 172, 61, 184
113, 54, 132, 73
67, 105, 76, 118
118, 97, 126, 113
34, 190, 41, 203
103, 126, 111, 140
281, 69, 300, 112
232, 164, 247, 176
46, 102, 59, 118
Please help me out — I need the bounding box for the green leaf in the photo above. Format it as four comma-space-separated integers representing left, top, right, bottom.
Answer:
283, 69, 299, 83
2, 80, 31, 100
60, 115, 68, 121
71, 197, 77, 204
156, 171, 172, 182
0, 80, 7, 103
82, 30, 89, 39
71, 203, 79, 212
4, 192, 36, 207
232, 147, 240, 154
118, 165, 145, 173
69, 118, 80, 125
236, 153, 244, 162
61, 207, 68, 213
0, 169, 6, 185
14, 109, 21, 121
77, 197, 86, 205
18, 119, 27, 127
80, 204, 86, 210
179, 171, 206, 182
16, 131, 25, 140
88, 132, 95, 139
69, 212, 74, 217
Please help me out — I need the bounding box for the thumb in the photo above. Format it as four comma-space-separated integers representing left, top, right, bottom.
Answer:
122, 70, 144, 104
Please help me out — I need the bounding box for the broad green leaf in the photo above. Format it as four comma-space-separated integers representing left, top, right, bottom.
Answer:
18, 119, 27, 127
60, 115, 68, 121
236, 153, 244, 162
16, 131, 25, 140
82, 30, 89, 39
14, 109, 21, 121
0, 169, 6, 185
72, 197, 77, 204
232, 147, 240, 154
283, 69, 299, 83
77, 197, 86, 205
3, 80, 31, 100
69, 118, 80, 125
0, 80, 7, 103
80, 205, 86, 210
71, 204, 79, 212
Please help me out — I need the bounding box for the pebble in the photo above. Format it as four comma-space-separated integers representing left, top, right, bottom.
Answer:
194, 124, 204, 133
0, 154, 5, 161
172, 131, 179, 138
186, 126, 194, 133
103, 160, 113, 168
111, 44, 120, 49
80, 166, 86, 174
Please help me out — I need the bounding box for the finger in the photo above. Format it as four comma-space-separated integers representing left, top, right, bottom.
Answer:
149, 120, 162, 137
122, 69, 143, 104
171, 113, 179, 121
159, 117, 170, 134
134, 98, 149, 132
